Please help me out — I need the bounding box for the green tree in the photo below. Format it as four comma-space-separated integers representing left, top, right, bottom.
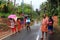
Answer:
40, 0, 60, 16
18, 4, 33, 15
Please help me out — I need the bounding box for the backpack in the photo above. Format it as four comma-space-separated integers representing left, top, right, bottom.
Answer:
26, 18, 30, 23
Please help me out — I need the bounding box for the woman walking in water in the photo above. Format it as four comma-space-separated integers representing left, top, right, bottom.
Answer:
8, 18, 16, 34
17, 18, 22, 32
41, 14, 48, 40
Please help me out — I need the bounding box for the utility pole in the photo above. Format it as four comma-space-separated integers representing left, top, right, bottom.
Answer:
30, 1, 32, 17
30, 1, 32, 8
13, 0, 16, 7
22, 0, 24, 14
13, 0, 16, 14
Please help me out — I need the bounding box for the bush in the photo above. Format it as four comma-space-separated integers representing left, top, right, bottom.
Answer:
0, 23, 10, 31
0, 18, 10, 31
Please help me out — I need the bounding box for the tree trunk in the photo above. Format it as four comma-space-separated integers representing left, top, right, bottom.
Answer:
14, 0, 16, 6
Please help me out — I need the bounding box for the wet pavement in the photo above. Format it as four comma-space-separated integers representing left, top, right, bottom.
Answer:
3, 21, 42, 40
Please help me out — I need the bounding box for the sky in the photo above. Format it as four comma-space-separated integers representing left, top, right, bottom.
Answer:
11, 0, 47, 10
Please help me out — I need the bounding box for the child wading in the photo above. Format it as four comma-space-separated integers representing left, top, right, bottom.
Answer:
17, 18, 22, 32
48, 16, 54, 34
9, 18, 16, 34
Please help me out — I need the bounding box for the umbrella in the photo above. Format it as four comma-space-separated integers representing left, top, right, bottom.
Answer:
8, 14, 17, 18
8, 14, 17, 21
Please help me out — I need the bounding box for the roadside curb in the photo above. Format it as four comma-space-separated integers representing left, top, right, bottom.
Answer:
0, 33, 13, 40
